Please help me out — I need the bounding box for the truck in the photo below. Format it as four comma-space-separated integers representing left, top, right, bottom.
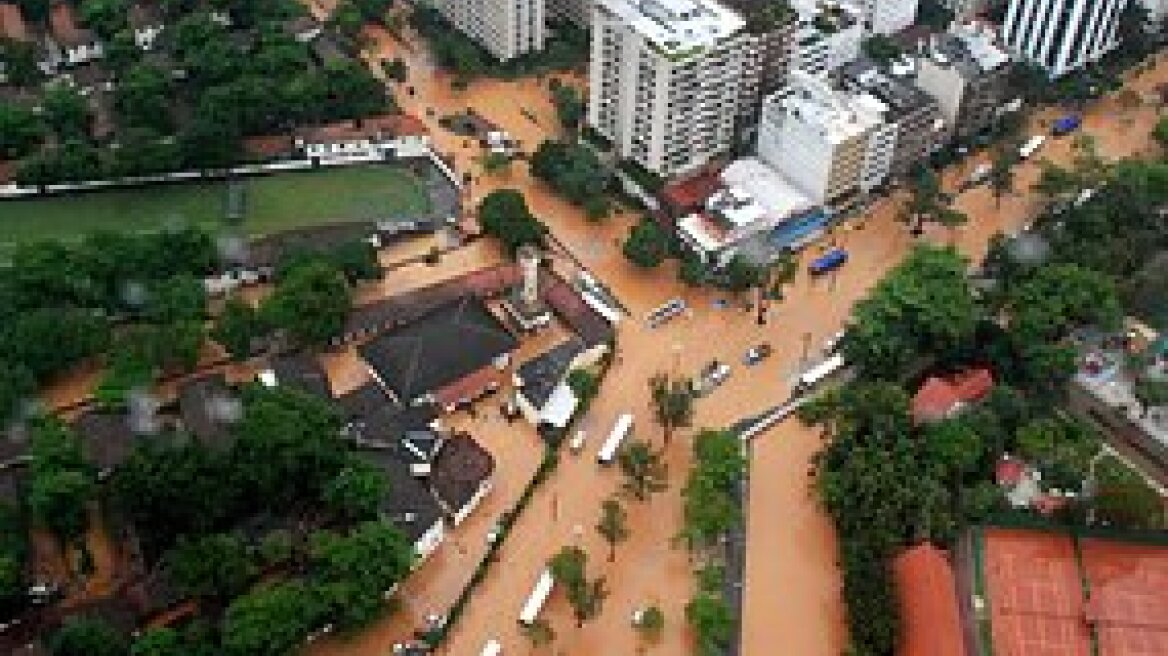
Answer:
793, 354, 846, 395
1051, 114, 1082, 136
1019, 135, 1046, 160
518, 569, 555, 625
596, 413, 634, 465
809, 248, 848, 276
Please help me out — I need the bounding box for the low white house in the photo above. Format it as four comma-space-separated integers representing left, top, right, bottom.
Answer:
129, 3, 165, 51
295, 114, 431, 160
513, 339, 608, 429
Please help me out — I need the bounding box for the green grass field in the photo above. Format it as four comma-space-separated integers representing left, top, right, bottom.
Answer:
0, 165, 433, 247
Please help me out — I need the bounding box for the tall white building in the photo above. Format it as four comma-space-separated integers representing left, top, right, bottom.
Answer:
430, 0, 545, 61
1002, 0, 1129, 78
858, 0, 919, 34
757, 70, 894, 204
588, 0, 757, 176
788, 1, 864, 76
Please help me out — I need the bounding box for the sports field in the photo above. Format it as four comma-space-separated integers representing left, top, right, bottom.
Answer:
0, 164, 432, 248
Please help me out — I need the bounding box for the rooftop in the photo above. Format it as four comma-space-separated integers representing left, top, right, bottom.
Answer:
358, 296, 518, 402
911, 368, 994, 423
598, 0, 745, 56
720, 158, 816, 222
128, 2, 163, 29
430, 434, 494, 514
978, 527, 1168, 656
71, 411, 145, 473
770, 71, 886, 145
517, 339, 585, 408
268, 353, 334, 400
838, 58, 937, 121
926, 22, 1009, 77
337, 383, 441, 460
0, 2, 29, 41
49, 1, 95, 47
892, 544, 967, 656
177, 374, 240, 450
295, 114, 428, 144
358, 449, 444, 544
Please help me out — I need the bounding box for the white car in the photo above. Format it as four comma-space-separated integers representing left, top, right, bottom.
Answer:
694, 361, 731, 397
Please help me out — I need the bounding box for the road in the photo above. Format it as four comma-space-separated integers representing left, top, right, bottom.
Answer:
289, 14, 1168, 656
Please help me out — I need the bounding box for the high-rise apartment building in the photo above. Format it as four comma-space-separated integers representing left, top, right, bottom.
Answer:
838, 59, 945, 179
757, 70, 894, 204
857, 0, 919, 34
588, 0, 757, 176
1002, 0, 1129, 78
914, 22, 1010, 139
548, 0, 592, 26
789, 1, 864, 76
430, 0, 545, 61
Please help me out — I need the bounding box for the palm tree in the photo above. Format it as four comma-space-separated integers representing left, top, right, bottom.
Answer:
648, 373, 693, 444
900, 168, 965, 236
617, 440, 669, 502
989, 147, 1016, 208
595, 498, 630, 562
521, 619, 555, 652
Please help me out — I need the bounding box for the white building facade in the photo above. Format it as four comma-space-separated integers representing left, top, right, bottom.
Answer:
430, 0, 546, 61
1002, 0, 1129, 78
588, 0, 756, 176
757, 71, 892, 205
858, 0, 919, 34
788, 2, 864, 76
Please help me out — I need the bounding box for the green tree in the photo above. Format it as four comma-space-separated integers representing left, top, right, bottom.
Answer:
41, 84, 91, 139
529, 140, 610, 217
547, 546, 607, 628
595, 497, 629, 562
1153, 115, 1168, 151
635, 605, 665, 644
1132, 376, 1168, 417
622, 218, 670, 268
0, 102, 44, 159
551, 82, 585, 131
989, 146, 1016, 208
1005, 263, 1121, 345
686, 593, 734, 656
617, 439, 669, 502
480, 150, 512, 175
27, 419, 96, 543
166, 532, 258, 601
648, 373, 693, 444
1092, 456, 1164, 530
263, 261, 352, 345
0, 503, 28, 602
844, 245, 978, 379
679, 254, 709, 287
231, 385, 347, 508
721, 255, 765, 293
0, 362, 36, 426
521, 619, 555, 650
47, 615, 128, 656
129, 627, 185, 656
566, 368, 600, 404
79, 0, 130, 38
310, 520, 415, 630
322, 455, 389, 522
900, 168, 966, 234
114, 63, 174, 132
222, 581, 325, 656
478, 189, 547, 254
861, 34, 903, 64
213, 297, 268, 360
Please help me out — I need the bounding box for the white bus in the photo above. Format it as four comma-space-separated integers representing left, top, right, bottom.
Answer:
596, 413, 634, 465
1019, 135, 1046, 160
794, 354, 846, 394
481, 639, 502, 656
518, 569, 555, 625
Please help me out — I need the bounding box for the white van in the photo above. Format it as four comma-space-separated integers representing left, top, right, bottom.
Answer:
596, 413, 634, 465
481, 639, 503, 656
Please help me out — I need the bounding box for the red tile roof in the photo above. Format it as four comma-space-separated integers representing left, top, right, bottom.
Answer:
893, 544, 967, 656
660, 170, 721, 214
994, 456, 1026, 487
912, 368, 993, 423
242, 135, 294, 160
296, 114, 428, 143
0, 2, 29, 41
433, 364, 503, 408
49, 1, 93, 47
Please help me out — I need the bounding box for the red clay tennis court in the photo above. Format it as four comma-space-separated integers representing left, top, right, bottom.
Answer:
980, 528, 1168, 656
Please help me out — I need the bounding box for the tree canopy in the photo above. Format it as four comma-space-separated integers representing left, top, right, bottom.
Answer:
622, 218, 670, 269
478, 189, 547, 254
529, 140, 610, 219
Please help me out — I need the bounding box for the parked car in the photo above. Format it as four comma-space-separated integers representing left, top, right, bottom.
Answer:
693, 360, 731, 397
744, 343, 773, 365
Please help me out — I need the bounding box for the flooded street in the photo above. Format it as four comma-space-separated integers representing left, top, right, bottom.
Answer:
27, 3, 1168, 651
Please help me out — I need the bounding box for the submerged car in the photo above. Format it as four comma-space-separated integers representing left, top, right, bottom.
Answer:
744, 343, 773, 365
693, 360, 731, 396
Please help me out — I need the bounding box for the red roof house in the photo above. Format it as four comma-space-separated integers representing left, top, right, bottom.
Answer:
912, 368, 994, 423
893, 544, 967, 656
0, 2, 29, 41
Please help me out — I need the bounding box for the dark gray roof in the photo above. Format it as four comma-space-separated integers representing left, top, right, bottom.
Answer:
838, 58, 936, 121
71, 411, 141, 473
0, 431, 30, 469
271, 353, 333, 400
358, 449, 443, 545
431, 434, 493, 515
517, 339, 583, 409
177, 374, 239, 449
358, 297, 517, 402
336, 383, 440, 461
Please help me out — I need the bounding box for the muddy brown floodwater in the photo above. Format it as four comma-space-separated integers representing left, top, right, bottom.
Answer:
33, 7, 1168, 653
